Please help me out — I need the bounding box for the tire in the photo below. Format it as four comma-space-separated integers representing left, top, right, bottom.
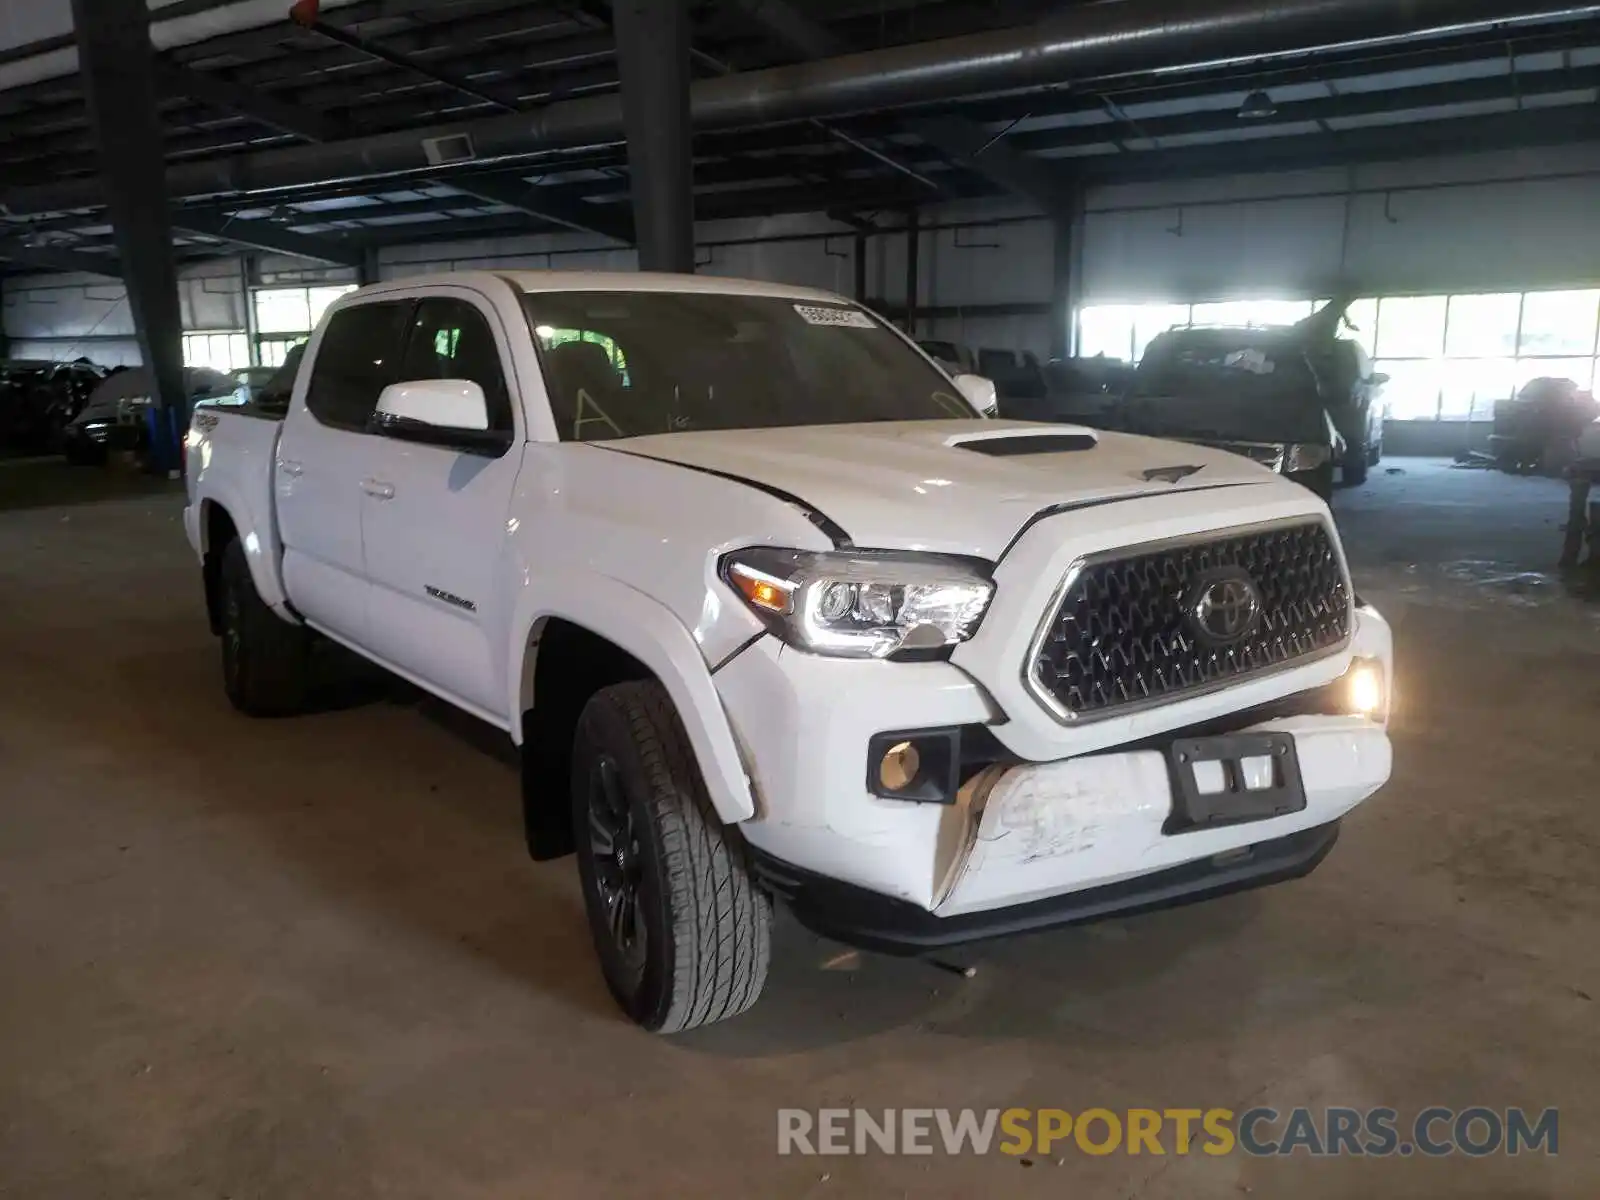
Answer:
1343, 447, 1369, 487
63, 437, 106, 467
571, 680, 771, 1032
1368, 438, 1382, 467
219, 537, 310, 716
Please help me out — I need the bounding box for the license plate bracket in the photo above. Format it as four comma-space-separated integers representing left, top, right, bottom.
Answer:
1166, 731, 1306, 833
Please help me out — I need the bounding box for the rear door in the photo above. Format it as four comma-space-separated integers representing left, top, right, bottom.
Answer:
276, 300, 411, 644
356, 291, 525, 724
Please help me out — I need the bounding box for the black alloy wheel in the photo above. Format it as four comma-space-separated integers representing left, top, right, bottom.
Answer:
585, 752, 648, 980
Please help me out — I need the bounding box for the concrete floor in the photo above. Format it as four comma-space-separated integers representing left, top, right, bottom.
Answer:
1, 459, 1596, 1198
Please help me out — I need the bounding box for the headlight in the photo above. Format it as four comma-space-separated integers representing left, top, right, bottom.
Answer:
721, 547, 994, 659
1284, 442, 1332, 472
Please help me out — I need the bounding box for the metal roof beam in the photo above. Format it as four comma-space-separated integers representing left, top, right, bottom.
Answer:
1010, 61, 1600, 154
725, 0, 1075, 212
169, 211, 365, 266
0, 235, 120, 278
152, 62, 347, 142
448, 174, 634, 243
6, 0, 1581, 215
1079, 104, 1600, 184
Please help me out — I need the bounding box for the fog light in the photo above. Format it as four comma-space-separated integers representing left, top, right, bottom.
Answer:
878, 741, 921, 791
1346, 658, 1386, 718
865, 728, 961, 803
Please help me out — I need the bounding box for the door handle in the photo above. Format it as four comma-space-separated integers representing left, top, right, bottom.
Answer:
280, 459, 304, 477
361, 478, 396, 500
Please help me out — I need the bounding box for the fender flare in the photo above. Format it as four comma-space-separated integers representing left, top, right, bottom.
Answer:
195, 482, 292, 615
508, 575, 756, 824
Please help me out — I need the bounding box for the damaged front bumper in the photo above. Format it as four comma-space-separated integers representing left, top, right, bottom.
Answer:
717, 604, 1393, 951
750, 820, 1341, 954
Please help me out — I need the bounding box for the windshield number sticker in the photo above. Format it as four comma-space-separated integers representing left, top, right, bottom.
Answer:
794, 304, 877, 329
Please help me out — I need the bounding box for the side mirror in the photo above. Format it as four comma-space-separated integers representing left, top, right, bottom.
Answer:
953, 373, 999, 417
371, 379, 510, 454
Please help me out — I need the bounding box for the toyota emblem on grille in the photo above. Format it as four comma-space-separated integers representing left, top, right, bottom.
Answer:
1188, 569, 1263, 645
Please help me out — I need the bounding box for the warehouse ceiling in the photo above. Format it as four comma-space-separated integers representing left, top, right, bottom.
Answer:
2, 0, 1600, 275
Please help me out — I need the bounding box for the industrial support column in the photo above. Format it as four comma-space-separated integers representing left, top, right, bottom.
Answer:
612, 0, 695, 273
71, 0, 186, 473
1050, 191, 1086, 359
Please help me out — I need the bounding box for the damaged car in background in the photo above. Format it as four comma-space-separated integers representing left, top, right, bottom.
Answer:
1121, 329, 1349, 500
1073, 300, 1388, 498
0, 358, 114, 456
62, 365, 235, 465
1113, 307, 1388, 499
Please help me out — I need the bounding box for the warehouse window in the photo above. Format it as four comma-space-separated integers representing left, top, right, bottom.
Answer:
1133, 305, 1190, 361
1372, 289, 1600, 420
252, 285, 357, 365
1077, 305, 1142, 360
1082, 288, 1600, 421
1077, 299, 1314, 362
258, 336, 308, 368
1077, 303, 1193, 361
1190, 299, 1315, 328
254, 284, 355, 335
182, 331, 250, 372
1374, 296, 1447, 359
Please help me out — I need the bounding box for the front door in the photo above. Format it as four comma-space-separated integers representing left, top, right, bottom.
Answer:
276, 299, 412, 644
357, 292, 525, 725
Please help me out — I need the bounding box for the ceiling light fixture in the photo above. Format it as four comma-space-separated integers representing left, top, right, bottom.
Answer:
1238, 89, 1278, 120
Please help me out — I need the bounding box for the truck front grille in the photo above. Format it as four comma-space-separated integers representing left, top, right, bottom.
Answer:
1029, 519, 1351, 721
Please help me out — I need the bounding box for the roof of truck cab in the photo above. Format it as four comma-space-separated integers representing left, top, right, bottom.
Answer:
353, 270, 851, 304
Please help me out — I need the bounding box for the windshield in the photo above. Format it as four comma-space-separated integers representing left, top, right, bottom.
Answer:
522, 291, 974, 441
1133, 333, 1320, 405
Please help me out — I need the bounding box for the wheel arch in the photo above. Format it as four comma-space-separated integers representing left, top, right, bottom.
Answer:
194, 484, 292, 624
509, 577, 756, 858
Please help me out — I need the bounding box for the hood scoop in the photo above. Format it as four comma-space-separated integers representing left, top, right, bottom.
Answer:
946, 425, 1100, 457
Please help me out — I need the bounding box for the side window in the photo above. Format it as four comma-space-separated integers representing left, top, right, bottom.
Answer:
304, 301, 411, 430
400, 298, 514, 431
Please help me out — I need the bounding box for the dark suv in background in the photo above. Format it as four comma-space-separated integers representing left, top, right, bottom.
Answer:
1122, 327, 1347, 499
1042, 299, 1386, 497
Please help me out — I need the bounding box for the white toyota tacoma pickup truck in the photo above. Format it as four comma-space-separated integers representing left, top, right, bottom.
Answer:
184, 271, 1394, 1032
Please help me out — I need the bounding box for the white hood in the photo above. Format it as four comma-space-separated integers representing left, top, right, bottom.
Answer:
611, 419, 1280, 559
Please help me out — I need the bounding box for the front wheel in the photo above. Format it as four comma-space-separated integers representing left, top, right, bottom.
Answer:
1343, 444, 1370, 487
571, 680, 771, 1032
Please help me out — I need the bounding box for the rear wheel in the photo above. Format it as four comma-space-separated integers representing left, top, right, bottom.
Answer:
571, 680, 771, 1032
219, 538, 310, 716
